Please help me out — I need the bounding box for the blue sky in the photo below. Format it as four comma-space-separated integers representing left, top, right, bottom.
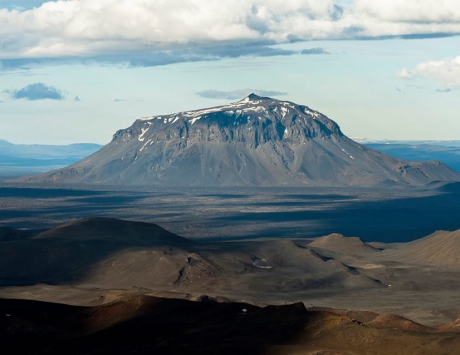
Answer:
1, 0, 460, 144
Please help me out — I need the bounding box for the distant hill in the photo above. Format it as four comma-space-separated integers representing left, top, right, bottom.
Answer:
309, 233, 378, 255
22, 94, 460, 187
383, 229, 460, 267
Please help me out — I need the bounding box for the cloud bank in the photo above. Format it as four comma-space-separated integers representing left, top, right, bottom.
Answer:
399, 56, 460, 90
6, 82, 66, 100
1, 0, 460, 67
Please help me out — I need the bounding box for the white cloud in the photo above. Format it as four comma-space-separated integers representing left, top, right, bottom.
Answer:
0, 0, 339, 59
350, 0, 460, 38
399, 56, 460, 90
354, 0, 460, 24
1, 0, 460, 64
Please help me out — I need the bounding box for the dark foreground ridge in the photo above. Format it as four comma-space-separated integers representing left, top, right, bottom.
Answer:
21, 94, 460, 187
2, 295, 460, 355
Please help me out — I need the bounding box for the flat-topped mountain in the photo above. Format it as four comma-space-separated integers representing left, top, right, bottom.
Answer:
23, 94, 460, 186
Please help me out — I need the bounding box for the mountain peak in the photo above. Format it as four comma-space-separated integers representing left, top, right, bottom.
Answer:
244, 93, 264, 101
237, 93, 275, 104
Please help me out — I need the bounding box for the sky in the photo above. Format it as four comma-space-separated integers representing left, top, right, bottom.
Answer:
1, 0, 460, 145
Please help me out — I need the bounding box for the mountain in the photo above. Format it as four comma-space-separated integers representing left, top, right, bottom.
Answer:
22, 94, 460, 187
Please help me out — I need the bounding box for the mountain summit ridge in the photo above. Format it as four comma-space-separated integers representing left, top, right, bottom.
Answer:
129, 93, 342, 147
22, 95, 460, 187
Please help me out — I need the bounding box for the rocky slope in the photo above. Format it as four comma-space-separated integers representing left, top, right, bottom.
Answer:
24, 94, 460, 187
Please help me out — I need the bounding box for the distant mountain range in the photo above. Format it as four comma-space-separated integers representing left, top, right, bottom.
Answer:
355, 139, 460, 148
0, 140, 102, 179
21, 94, 460, 187
364, 143, 460, 173
0, 139, 102, 159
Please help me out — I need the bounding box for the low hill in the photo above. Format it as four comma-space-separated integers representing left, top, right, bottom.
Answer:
0, 218, 196, 287
34, 217, 193, 247
309, 233, 378, 255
